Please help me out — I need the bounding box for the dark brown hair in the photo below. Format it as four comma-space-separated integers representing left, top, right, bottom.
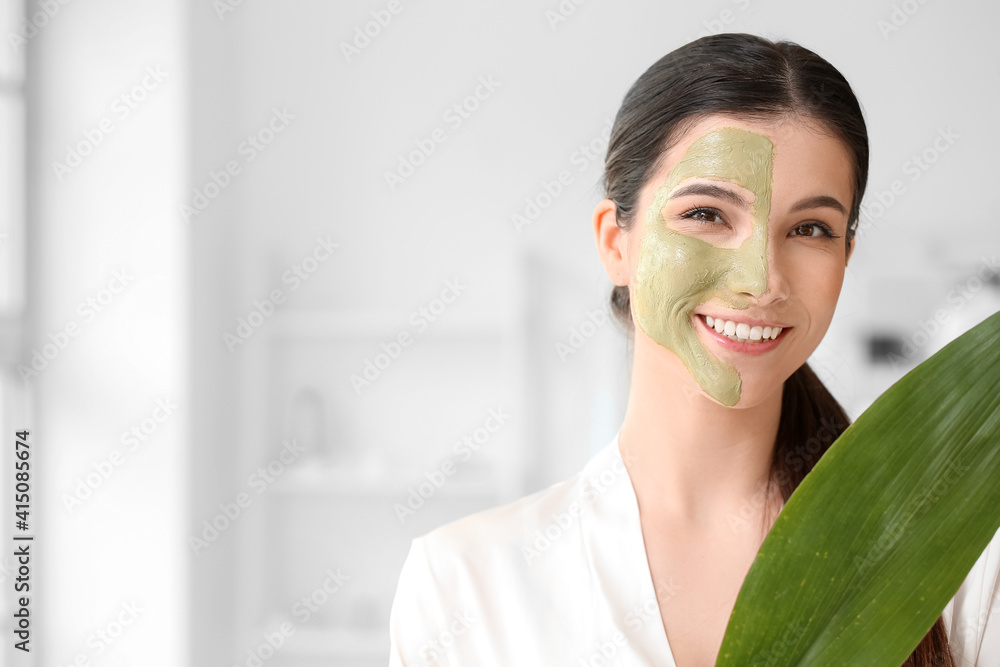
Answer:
602, 33, 954, 666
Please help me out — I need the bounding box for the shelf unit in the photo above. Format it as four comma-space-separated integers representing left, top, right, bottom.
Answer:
230, 274, 529, 665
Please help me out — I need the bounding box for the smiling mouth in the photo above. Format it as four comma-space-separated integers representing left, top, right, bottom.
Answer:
699, 314, 787, 343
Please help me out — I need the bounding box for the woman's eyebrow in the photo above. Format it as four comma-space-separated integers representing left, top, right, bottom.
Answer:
790, 195, 847, 215
668, 182, 750, 210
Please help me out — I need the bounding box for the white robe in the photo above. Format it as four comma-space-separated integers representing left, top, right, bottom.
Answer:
388, 430, 1000, 666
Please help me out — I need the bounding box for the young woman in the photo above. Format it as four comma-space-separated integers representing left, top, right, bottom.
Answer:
388, 33, 1000, 666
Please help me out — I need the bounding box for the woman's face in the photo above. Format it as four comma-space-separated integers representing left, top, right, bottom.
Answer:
623, 114, 855, 408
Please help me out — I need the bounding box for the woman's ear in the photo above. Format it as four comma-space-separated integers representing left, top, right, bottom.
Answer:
593, 199, 631, 286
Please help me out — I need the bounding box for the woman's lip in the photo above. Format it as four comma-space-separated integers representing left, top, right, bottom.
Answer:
695, 314, 789, 354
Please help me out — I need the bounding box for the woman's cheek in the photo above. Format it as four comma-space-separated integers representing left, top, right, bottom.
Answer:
794, 251, 846, 318
635, 231, 694, 332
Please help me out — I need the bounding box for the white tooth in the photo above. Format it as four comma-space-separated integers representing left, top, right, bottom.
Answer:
762, 326, 772, 339
749, 326, 763, 341
771, 327, 782, 339
705, 315, 714, 327
723, 320, 736, 336
714, 318, 725, 333
735, 323, 750, 340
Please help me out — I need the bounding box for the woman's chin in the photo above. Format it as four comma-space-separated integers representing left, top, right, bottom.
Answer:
716, 379, 785, 410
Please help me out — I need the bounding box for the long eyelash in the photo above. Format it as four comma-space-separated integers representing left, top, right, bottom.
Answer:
679, 207, 724, 222
811, 222, 842, 239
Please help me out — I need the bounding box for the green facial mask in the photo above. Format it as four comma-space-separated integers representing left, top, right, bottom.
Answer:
632, 127, 775, 407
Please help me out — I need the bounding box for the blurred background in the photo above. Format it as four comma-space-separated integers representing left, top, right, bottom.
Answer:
0, 0, 997, 665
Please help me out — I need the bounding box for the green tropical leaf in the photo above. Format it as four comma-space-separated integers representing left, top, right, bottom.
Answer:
716, 310, 1000, 666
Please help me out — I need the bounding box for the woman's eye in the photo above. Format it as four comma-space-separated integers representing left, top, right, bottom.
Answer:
790, 222, 834, 238
681, 207, 726, 224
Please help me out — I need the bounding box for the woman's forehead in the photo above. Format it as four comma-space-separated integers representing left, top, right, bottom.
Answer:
648, 115, 853, 207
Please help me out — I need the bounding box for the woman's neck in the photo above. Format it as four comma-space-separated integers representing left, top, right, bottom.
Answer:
619, 333, 784, 531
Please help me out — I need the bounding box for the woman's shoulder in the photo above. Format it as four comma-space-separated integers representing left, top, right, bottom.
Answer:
414, 433, 629, 566
417, 457, 589, 569
388, 437, 630, 665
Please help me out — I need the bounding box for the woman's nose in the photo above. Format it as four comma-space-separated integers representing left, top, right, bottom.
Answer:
725, 223, 770, 298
